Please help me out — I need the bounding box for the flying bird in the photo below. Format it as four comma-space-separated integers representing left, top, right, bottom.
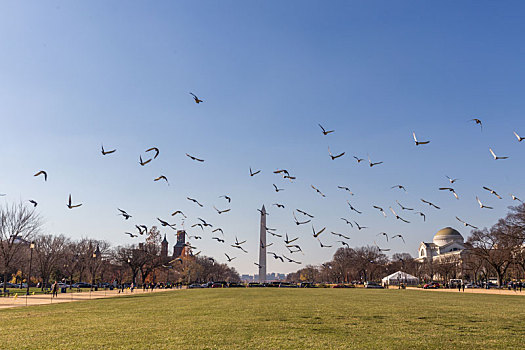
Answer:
28, 200, 38, 207
420, 199, 440, 209
139, 155, 152, 166
219, 195, 231, 203
373, 206, 387, 217
273, 203, 285, 208
510, 194, 523, 203
260, 240, 273, 249
67, 194, 82, 209
318, 124, 334, 135
338, 241, 350, 248
171, 210, 187, 218
157, 218, 176, 229
212, 228, 224, 235
190, 92, 203, 103
268, 231, 283, 238
389, 207, 410, 223
328, 146, 345, 160
312, 225, 326, 238
347, 201, 362, 214
282, 255, 301, 264
368, 155, 383, 167
268, 252, 284, 262
273, 169, 290, 176
212, 237, 225, 243
317, 239, 332, 248
311, 185, 326, 197
296, 209, 314, 218
257, 208, 268, 216
186, 153, 204, 162
187, 197, 204, 207
439, 187, 459, 200
34, 170, 47, 181
446, 176, 458, 184
412, 132, 430, 146
231, 245, 248, 253
284, 233, 299, 244
331, 232, 350, 239
391, 234, 405, 243
136, 225, 147, 235
145, 147, 159, 159
482, 186, 502, 199
154, 175, 169, 185
469, 118, 482, 131
391, 185, 407, 191
337, 186, 354, 195
101, 145, 116, 155
340, 218, 353, 227
124, 232, 137, 238
293, 212, 311, 225
213, 206, 231, 214
224, 253, 236, 262
234, 237, 246, 246
273, 184, 284, 192
456, 217, 479, 229
353, 156, 364, 163
489, 148, 508, 160
117, 208, 132, 220
377, 232, 388, 242
415, 211, 426, 222
354, 221, 368, 230
396, 200, 414, 211
476, 196, 493, 209
198, 218, 213, 227
514, 131, 524, 142
249, 167, 261, 176
254, 262, 264, 268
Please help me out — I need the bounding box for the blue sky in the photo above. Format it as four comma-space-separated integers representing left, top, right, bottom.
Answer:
1, 1, 525, 274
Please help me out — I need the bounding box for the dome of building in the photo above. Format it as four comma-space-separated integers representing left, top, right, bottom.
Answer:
433, 227, 463, 246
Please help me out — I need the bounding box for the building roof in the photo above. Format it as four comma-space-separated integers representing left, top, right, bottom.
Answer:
434, 227, 462, 238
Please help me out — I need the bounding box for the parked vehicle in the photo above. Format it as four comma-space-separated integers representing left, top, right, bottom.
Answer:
423, 282, 440, 289
72, 282, 92, 288
188, 284, 202, 289
248, 282, 263, 288
364, 282, 384, 289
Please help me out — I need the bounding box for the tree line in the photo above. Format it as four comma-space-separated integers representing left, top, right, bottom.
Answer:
287, 204, 525, 286
0, 202, 240, 293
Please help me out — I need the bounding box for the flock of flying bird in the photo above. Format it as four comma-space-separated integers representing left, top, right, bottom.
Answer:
5, 94, 525, 271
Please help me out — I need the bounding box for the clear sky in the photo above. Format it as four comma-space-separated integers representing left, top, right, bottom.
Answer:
1, 1, 524, 274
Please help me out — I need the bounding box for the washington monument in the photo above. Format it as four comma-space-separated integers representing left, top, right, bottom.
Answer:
258, 205, 267, 283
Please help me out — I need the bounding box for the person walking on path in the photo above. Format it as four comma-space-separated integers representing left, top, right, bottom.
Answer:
462, 283, 465, 292
51, 281, 58, 298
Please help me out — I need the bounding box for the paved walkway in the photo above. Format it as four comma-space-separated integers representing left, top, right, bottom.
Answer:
0, 287, 182, 310
407, 286, 525, 296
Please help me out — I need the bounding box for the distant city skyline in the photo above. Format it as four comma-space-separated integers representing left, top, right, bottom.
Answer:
1, 2, 524, 274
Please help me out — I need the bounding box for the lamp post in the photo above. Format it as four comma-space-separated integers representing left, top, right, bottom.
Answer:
26, 242, 35, 296
90, 249, 99, 298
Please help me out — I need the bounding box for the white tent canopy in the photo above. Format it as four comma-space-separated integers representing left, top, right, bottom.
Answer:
382, 271, 419, 285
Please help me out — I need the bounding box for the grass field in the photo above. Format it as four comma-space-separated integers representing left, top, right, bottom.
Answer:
1, 288, 524, 349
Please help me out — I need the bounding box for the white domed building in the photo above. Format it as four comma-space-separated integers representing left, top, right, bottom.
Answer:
416, 227, 466, 262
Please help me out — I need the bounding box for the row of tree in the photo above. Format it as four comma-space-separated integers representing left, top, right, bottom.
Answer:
287, 204, 525, 286
0, 202, 240, 293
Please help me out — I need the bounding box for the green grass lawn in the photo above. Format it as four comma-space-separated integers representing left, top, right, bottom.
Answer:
1, 288, 524, 349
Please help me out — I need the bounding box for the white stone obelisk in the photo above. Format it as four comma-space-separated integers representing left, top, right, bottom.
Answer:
258, 205, 267, 283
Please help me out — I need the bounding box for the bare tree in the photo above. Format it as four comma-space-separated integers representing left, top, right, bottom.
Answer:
33, 234, 69, 289
0, 202, 42, 293
467, 223, 515, 286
